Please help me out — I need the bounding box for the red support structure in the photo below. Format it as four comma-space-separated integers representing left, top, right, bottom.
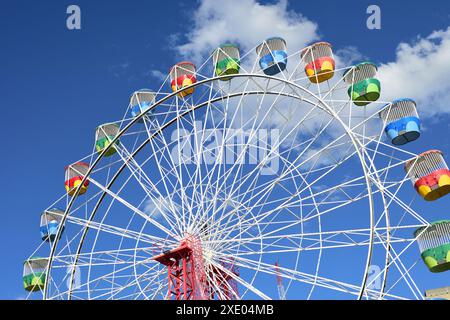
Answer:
152, 237, 205, 300
275, 261, 286, 300
152, 235, 239, 300
209, 261, 239, 300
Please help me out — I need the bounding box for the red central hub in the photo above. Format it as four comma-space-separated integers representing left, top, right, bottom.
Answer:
153, 241, 202, 300
152, 236, 238, 300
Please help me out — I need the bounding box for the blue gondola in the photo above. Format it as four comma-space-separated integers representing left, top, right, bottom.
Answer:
256, 37, 287, 76
379, 98, 421, 145
130, 89, 156, 122
40, 208, 64, 242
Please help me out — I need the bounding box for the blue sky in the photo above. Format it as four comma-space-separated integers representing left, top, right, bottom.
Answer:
1, 0, 450, 300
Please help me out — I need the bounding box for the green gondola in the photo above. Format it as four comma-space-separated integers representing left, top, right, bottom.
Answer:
415, 221, 450, 273
95, 123, 120, 157
23, 257, 48, 292
213, 43, 240, 81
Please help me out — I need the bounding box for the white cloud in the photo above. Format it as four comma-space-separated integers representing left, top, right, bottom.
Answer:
378, 27, 450, 116
147, 69, 167, 82
174, 0, 319, 62
144, 196, 175, 219
108, 61, 131, 78
334, 46, 367, 66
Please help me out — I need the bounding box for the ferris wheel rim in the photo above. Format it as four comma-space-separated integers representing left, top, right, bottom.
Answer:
44, 72, 380, 300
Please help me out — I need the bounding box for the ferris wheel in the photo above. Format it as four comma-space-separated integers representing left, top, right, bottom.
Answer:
23, 38, 450, 300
